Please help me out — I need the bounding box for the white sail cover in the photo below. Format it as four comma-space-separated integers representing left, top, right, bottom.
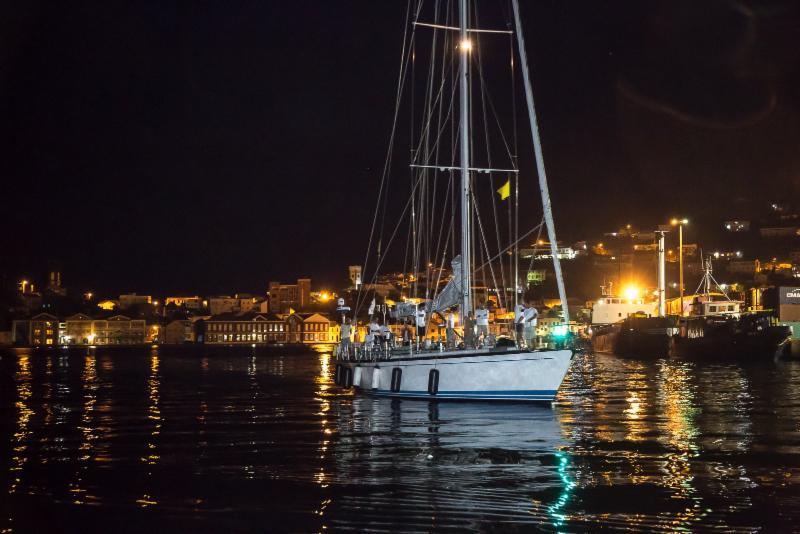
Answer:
431, 255, 462, 313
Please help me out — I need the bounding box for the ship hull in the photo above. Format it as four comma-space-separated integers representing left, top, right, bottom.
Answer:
674, 326, 792, 359
335, 348, 573, 402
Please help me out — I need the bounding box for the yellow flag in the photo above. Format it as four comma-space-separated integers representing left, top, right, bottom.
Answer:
497, 179, 510, 200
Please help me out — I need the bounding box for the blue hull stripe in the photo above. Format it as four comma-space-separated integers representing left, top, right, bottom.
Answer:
368, 389, 558, 401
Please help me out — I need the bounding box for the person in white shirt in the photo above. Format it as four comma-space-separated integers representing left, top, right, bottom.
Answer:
415, 307, 427, 339
475, 301, 490, 344
523, 302, 539, 349
514, 303, 526, 347
368, 318, 381, 347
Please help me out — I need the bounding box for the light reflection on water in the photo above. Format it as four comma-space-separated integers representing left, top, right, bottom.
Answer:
1, 348, 799, 532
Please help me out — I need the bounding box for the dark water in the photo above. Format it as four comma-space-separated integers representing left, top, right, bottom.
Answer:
1, 347, 800, 532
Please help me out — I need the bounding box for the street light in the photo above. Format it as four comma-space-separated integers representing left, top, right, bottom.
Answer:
670, 218, 689, 315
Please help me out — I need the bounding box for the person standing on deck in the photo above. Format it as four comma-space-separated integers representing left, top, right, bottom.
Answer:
514, 302, 526, 347
475, 301, 490, 346
368, 317, 381, 348
523, 302, 539, 349
415, 306, 427, 341
445, 309, 457, 349
401, 319, 412, 346
464, 311, 477, 349
340, 318, 352, 355
379, 321, 391, 348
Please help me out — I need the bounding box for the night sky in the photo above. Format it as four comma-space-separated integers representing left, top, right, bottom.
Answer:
2, 1, 799, 296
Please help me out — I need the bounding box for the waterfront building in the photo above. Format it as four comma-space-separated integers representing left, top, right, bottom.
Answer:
164, 320, 195, 344
29, 312, 59, 346
205, 312, 287, 344
105, 315, 147, 344
64, 313, 95, 344
268, 279, 311, 313
63, 314, 146, 345
286, 312, 337, 344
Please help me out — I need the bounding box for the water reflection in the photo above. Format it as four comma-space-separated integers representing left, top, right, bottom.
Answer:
330, 395, 569, 530
1, 349, 799, 532
9, 354, 33, 495
68, 352, 98, 504
136, 349, 161, 507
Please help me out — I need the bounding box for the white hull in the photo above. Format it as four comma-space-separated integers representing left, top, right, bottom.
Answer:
336, 348, 573, 402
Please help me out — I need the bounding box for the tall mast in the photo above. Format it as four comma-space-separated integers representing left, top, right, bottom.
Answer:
459, 0, 473, 315
511, 0, 569, 323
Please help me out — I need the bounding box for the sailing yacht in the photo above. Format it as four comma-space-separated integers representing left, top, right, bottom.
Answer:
334, 0, 573, 402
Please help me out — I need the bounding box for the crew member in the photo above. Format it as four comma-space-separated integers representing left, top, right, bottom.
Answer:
415, 306, 427, 340
514, 302, 526, 347
475, 301, 490, 345
523, 302, 539, 349
340, 318, 352, 355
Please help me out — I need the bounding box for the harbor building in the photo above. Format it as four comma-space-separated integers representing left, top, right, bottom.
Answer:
29, 312, 59, 346
268, 279, 311, 312
286, 312, 337, 344
63, 314, 147, 345
205, 312, 287, 344
164, 320, 196, 344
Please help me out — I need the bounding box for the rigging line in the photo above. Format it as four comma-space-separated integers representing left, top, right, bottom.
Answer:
474, 22, 507, 307
357, 0, 416, 312
355, 167, 428, 317
429, 176, 456, 304
428, 0, 451, 268
412, 21, 512, 34
410, 59, 458, 166
415, 12, 439, 302
471, 189, 502, 309
472, 9, 501, 309
473, 220, 544, 272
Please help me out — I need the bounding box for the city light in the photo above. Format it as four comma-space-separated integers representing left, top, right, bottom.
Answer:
460, 39, 472, 52
623, 285, 641, 300
670, 218, 689, 226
